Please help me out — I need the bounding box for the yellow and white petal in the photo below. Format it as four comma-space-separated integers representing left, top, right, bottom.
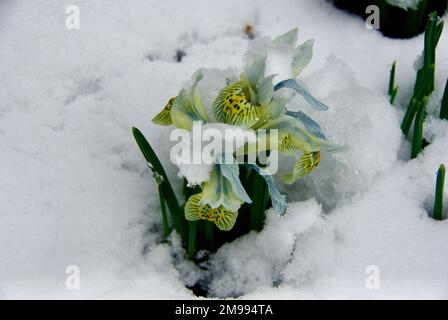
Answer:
262, 115, 343, 155
214, 207, 238, 231
262, 116, 311, 155
170, 71, 209, 130
211, 81, 260, 128
184, 193, 238, 231
152, 97, 176, 126
278, 131, 297, 156
283, 151, 320, 184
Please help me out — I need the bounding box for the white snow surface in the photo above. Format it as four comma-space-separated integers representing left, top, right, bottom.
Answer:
1, 0, 448, 299
386, 0, 422, 11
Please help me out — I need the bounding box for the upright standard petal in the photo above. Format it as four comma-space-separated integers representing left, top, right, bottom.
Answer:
171, 71, 209, 130
292, 39, 314, 77
257, 74, 276, 106
273, 28, 298, 46
242, 55, 267, 88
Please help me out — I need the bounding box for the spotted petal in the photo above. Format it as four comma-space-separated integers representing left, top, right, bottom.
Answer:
185, 193, 238, 231
211, 81, 260, 128
283, 151, 321, 184
152, 97, 175, 126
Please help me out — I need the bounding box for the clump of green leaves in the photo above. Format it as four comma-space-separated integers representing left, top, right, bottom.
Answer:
390, 12, 444, 159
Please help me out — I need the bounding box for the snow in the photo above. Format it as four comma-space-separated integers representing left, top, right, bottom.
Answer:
386, 0, 422, 11
0, 0, 448, 299
172, 122, 256, 186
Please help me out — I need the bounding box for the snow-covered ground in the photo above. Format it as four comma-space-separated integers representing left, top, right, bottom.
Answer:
1, 0, 447, 299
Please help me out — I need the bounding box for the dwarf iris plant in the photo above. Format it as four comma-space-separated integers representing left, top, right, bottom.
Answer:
134, 29, 344, 258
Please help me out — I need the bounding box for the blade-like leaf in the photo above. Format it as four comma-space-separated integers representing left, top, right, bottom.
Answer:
440, 79, 448, 120
411, 97, 427, 159
434, 164, 445, 221
132, 127, 187, 239
388, 61, 399, 105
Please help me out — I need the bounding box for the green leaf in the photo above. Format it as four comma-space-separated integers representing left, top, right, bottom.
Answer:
388, 61, 399, 105
434, 164, 445, 221
403, 12, 443, 138
132, 127, 187, 241
411, 97, 427, 159
440, 79, 448, 120
158, 185, 171, 238
187, 221, 197, 259
402, 67, 434, 136
249, 172, 269, 231
204, 222, 215, 251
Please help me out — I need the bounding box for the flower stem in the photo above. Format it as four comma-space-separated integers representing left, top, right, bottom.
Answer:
187, 222, 197, 259
250, 173, 267, 231
434, 164, 445, 221
132, 127, 187, 241
204, 222, 215, 251
159, 185, 171, 238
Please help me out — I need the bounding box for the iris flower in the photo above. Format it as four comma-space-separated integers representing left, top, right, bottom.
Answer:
151, 29, 344, 230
